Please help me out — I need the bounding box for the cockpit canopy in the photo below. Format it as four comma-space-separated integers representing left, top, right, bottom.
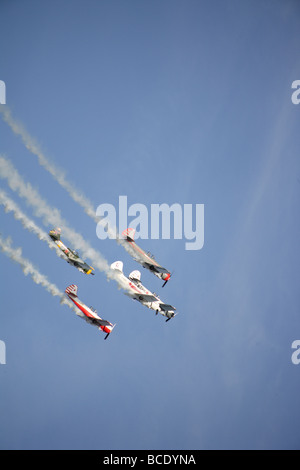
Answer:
70, 249, 80, 258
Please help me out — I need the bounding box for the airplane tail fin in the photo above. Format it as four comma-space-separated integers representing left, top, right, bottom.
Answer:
49, 227, 61, 240
122, 227, 136, 242
65, 284, 78, 297
110, 261, 124, 273
49, 227, 61, 241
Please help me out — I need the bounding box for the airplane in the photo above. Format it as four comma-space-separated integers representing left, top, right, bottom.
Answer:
122, 228, 171, 287
65, 284, 115, 339
111, 260, 177, 322
49, 228, 95, 275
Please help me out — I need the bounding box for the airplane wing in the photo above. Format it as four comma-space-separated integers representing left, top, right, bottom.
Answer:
159, 303, 176, 312
133, 293, 158, 303
158, 303, 177, 321
65, 251, 94, 275
73, 260, 94, 273
89, 318, 113, 328
67, 250, 80, 261
144, 263, 170, 274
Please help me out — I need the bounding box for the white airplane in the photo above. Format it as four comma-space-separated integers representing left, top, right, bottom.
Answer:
111, 261, 177, 322
65, 285, 115, 339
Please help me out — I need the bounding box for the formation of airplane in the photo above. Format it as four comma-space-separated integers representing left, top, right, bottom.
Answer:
49, 228, 95, 275
48, 226, 177, 337
122, 228, 171, 287
111, 261, 177, 322
65, 284, 115, 339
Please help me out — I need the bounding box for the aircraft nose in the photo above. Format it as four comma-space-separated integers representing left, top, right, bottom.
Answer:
162, 272, 171, 287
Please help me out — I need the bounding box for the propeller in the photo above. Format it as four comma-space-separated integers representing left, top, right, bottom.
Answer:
104, 323, 116, 340
162, 269, 174, 287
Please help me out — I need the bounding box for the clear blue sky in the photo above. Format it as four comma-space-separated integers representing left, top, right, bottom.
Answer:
0, 0, 300, 450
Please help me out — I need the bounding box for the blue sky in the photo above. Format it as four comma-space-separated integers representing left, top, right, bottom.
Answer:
0, 0, 300, 450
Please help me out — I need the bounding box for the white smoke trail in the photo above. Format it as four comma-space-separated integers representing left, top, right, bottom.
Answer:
0, 189, 64, 259
0, 155, 129, 290
0, 105, 136, 256
0, 105, 96, 219
0, 233, 76, 313
0, 105, 111, 225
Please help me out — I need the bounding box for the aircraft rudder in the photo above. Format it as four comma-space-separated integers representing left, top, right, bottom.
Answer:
49, 227, 61, 240
122, 227, 136, 242
110, 260, 124, 272
65, 284, 78, 297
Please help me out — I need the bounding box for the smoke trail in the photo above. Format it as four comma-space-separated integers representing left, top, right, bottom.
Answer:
0, 233, 76, 313
0, 189, 64, 259
0, 155, 108, 267
0, 105, 111, 224
0, 155, 129, 290
0, 105, 136, 256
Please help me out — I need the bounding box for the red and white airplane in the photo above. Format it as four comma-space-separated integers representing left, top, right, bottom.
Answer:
111, 261, 177, 321
122, 228, 171, 287
65, 285, 115, 339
